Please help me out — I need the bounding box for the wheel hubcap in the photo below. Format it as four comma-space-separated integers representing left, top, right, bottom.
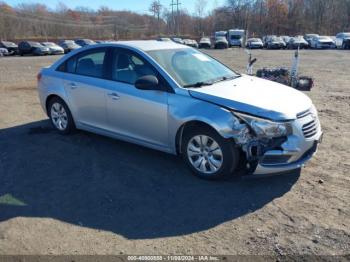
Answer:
50, 102, 68, 130
187, 135, 223, 174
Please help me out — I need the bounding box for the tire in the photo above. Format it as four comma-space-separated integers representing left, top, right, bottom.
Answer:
48, 97, 75, 135
182, 126, 240, 180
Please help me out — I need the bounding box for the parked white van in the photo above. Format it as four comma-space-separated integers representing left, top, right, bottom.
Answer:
228, 29, 245, 47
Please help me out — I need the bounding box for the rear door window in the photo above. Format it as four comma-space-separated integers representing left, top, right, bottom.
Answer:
76, 50, 106, 78
57, 48, 107, 77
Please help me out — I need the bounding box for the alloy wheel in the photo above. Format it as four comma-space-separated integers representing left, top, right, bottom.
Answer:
187, 135, 223, 174
50, 102, 68, 131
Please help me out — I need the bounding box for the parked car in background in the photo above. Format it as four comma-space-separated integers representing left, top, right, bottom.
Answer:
41, 42, 65, 55
171, 37, 184, 44
158, 37, 172, 42
37, 40, 322, 180
262, 35, 276, 48
335, 32, 350, 49
266, 36, 285, 49
310, 36, 335, 49
199, 37, 211, 49
287, 36, 309, 49
183, 39, 198, 48
0, 41, 18, 55
304, 34, 319, 45
58, 40, 81, 54
281, 35, 291, 44
0, 47, 9, 56
191, 40, 199, 48
228, 29, 245, 47
75, 39, 95, 47
214, 36, 229, 49
246, 38, 263, 49
18, 41, 50, 56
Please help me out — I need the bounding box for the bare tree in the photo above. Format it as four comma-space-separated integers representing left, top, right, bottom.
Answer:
194, 0, 208, 35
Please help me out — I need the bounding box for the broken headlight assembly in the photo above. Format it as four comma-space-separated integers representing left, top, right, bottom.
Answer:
233, 112, 293, 138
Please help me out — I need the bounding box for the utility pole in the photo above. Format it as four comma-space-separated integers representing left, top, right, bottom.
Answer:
170, 0, 175, 35
170, 0, 181, 36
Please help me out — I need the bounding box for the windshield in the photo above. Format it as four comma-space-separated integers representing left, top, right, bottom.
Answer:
42, 42, 55, 46
230, 35, 242, 40
147, 48, 239, 87
343, 33, 350, 37
29, 42, 43, 48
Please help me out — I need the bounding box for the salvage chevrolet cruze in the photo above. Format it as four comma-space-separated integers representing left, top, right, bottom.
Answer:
37, 41, 322, 179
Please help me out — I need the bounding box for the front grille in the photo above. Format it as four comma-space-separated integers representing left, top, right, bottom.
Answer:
297, 109, 311, 119
302, 119, 318, 138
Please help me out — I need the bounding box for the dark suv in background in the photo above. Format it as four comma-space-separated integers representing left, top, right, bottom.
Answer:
18, 41, 50, 56
0, 41, 18, 55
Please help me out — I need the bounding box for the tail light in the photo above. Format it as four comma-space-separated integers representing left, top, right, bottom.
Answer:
37, 72, 42, 82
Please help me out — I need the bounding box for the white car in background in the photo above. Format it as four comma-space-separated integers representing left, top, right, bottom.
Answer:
310, 36, 335, 49
335, 32, 350, 49
246, 38, 263, 49
41, 42, 65, 55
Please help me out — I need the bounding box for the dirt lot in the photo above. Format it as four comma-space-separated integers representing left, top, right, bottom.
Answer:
0, 49, 349, 256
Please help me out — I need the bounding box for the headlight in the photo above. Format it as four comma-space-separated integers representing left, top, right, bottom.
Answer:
234, 112, 292, 138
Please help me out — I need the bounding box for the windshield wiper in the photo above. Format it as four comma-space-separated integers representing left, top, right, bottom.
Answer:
212, 75, 239, 84
183, 81, 214, 88
183, 75, 239, 88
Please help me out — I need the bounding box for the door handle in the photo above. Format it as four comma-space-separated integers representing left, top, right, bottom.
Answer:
108, 92, 120, 100
69, 82, 78, 89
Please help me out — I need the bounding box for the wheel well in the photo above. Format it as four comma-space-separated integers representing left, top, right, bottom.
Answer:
45, 95, 61, 113
175, 121, 220, 155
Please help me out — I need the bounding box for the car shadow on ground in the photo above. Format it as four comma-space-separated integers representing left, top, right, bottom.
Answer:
0, 120, 300, 239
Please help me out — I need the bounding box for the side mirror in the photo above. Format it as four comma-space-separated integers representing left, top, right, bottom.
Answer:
135, 75, 159, 90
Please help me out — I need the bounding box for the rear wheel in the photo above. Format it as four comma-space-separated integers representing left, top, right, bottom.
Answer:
48, 97, 75, 135
182, 127, 239, 180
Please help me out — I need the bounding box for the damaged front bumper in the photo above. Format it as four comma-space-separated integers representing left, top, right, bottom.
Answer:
232, 108, 323, 175
253, 135, 322, 175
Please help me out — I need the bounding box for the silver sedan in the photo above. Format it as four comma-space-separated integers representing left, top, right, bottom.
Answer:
37, 41, 322, 180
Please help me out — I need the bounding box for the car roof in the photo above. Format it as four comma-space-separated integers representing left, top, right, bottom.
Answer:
105, 40, 189, 51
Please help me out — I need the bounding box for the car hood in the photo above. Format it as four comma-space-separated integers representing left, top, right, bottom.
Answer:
189, 75, 312, 121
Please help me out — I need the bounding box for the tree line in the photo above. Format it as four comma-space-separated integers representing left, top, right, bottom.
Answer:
1, 0, 350, 41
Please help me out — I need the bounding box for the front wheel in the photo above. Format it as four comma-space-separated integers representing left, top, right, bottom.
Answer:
182, 127, 239, 180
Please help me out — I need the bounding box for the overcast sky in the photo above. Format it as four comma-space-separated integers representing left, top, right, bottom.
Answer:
5, 0, 226, 14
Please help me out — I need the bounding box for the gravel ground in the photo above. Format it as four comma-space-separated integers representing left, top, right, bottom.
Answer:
0, 49, 349, 256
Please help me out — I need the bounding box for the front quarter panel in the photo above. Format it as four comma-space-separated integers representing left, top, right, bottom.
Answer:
168, 92, 242, 153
